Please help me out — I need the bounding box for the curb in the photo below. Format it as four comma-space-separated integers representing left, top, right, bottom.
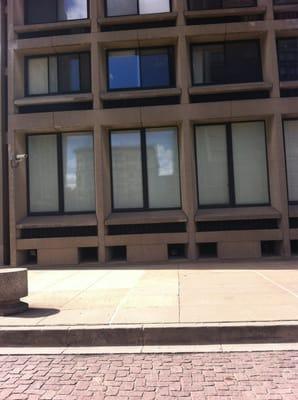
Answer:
0, 322, 298, 347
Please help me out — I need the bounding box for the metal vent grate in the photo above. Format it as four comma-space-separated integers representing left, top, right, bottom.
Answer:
289, 218, 298, 229
274, 11, 298, 20
21, 226, 97, 239
197, 219, 279, 232
191, 91, 269, 104
18, 27, 90, 39
108, 223, 186, 236
103, 96, 180, 109
101, 20, 176, 32
19, 102, 93, 114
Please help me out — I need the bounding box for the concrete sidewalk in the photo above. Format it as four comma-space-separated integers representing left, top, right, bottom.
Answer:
1, 260, 298, 327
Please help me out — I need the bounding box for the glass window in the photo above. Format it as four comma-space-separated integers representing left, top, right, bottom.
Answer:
284, 120, 298, 203
28, 57, 49, 95
28, 133, 95, 214
232, 122, 269, 205
108, 48, 173, 90
111, 131, 143, 209
192, 41, 262, 85
146, 128, 180, 208
110, 128, 181, 210
196, 125, 229, 206
278, 38, 298, 81
63, 134, 95, 212
26, 0, 88, 24
195, 121, 269, 207
27, 52, 91, 95
106, 0, 138, 16
139, 0, 170, 14
28, 135, 59, 213
188, 0, 255, 10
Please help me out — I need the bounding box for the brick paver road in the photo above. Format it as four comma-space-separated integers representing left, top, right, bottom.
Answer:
0, 351, 298, 400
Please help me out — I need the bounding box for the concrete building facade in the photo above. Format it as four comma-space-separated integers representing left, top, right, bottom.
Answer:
2, 0, 298, 267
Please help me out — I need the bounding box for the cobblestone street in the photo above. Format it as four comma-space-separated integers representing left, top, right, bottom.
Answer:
0, 351, 298, 399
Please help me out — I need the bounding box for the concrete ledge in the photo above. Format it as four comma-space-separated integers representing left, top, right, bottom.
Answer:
0, 322, 298, 347
0, 268, 28, 316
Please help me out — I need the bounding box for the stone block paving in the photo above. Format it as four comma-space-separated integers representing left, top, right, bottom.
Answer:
0, 351, 298, 399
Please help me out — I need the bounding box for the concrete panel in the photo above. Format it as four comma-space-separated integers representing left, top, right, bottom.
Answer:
38, 248, 79, 266
218, 241, 261, 260
127, 244, 167, 263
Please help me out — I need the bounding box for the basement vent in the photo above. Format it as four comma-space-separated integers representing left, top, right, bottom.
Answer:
108, 223, 186, 236
289, 218, 298, 229
168, 244, 186, 259
101, 19, 176, 32
198, 243, 218, 258
190, 90, 269, 103
186, 14, 263, 25
109, 246, 127, 261
18, 27, 90, 39
281, 89, 298, 98
20, 226, 97, 239
261, 241, 282, 257
274, 11, 298, 19
18, 102, 93, 114
103, 96, 180, 109
197, 219, 279, 232
291, 240, 298, 256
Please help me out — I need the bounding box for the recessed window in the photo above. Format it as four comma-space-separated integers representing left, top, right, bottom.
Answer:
26, 52, 91, 96
277, 38, 298, 81
191, 40, 262, 85
284, 120, 298, 204
274, 0, 298, 4
106, 0, 170, 17
110, 127, 181, 211
195, 121, 269, 207
28, 133, 95, 215
188, 0, 256, 10
107, 47, 174, 91
25, 0, 89, 24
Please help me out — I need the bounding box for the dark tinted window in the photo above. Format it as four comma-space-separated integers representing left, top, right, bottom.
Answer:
26, 0, 56, 24
106, 0, 138, 16
188, 0, 256, 10
274, 0, 298, 4
140, 48, 171, 88
278, 38, 298, 81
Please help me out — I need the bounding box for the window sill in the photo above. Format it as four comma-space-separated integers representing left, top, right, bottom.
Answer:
184, 6, 266, 19
196, 207, 281, 222
273, 4, 298, 13
280, 80, 298, 90
105, 210, 188, 226
14, 19, 91, 34
189, 82, 272, 96
17, 214, 97, 229
15, 93, 93, 107
101, 88, 181, 101
98, 12, 178, 27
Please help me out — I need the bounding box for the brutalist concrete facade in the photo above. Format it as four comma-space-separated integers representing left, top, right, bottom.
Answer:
4, 0, 298, 267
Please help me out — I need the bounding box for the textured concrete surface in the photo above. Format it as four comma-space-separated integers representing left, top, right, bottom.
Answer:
0, 261, 298, 327
0, 268, 28, 315
0, 351, 298, 399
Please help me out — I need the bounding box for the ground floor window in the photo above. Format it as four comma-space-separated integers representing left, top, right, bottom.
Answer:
27, 132, 95, 214
110, 127, 181, 211
195, 121, 269, 207
284, 120, 298, 203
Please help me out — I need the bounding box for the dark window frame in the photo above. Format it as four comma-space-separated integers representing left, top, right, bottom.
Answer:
194, 121, 271, 209
25, 0, 90, 25
190, 40, 263, 86
277, 37, 298, 82
25, 51, 91, 97
26, 132, 96, 216
283, 118, 298, 206
188, 0, 257, 11
106, 46, 176, 92
273, 0, 298, 4
104, 0, 172, 18
109, 127, 182, 212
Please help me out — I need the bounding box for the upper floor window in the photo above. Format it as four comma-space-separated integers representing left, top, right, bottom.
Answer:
191, 40, 262, 85
27, 133, 95, 215
110, 127, 181, 211
277, 38, 298, 81
188, 0, 256, 11
107, 47, 175, 91
106, 0, 171, 17
25, 0, 89, 24
284, 120, 298, 204
195, 121, 269, 207
26, 52, 91, 96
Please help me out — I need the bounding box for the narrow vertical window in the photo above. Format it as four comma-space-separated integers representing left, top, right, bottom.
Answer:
108, 50, 140, 90
277, 38, 298, 81
28, 57, 49, 95
284, 120, 298, 203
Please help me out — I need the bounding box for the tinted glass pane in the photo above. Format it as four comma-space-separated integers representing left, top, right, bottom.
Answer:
108, 50, 140, 90
58, 54, 80, 93
274, 0, 298, 4
111, 131, 143, 209
28, 57, 49, 95
226, 41, 262, 83
139, 0, 170, 14
284, 120, 298, 202
26, 0, 56, 24
140, 49, 171, 88
28, 135, 59, 213
62, 134, 95, 212
146, 128, 181, 209
232, 122, 269, 205
278, 38, 298, 81
192, 44, 225, 84
196, 125, 230, 206
106, 0, 138, 16
189, 0, 221, 10
49, 56, 58, 94
79, 53, 91, 92
222, 0, 255, 7
58, 0, 88, 21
